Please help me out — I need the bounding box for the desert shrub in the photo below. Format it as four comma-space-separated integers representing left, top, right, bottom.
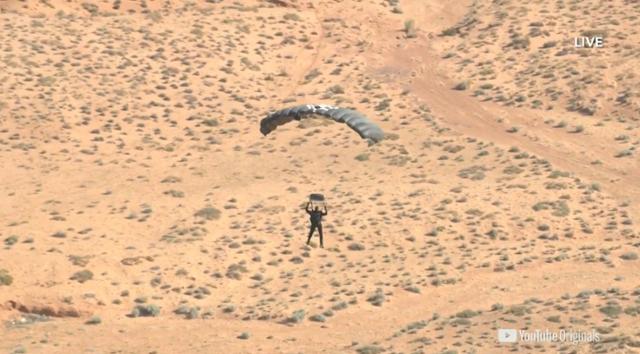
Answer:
194, 207, 221, 220
131, 304, 161, 317
356, 345, 385, 354
453, 81, 469, 90
0, 269, 13, 286
286, 309, 306, 324
81, 3, 99, 15
309, 314, 326, 322
404, 20, 417, 38
599, 303, 622, 318
85, 316, 102, 325
620, 252, 638, 261
71, 270, 93, 283
367, 289, 385, 306
355, 153, 369, 161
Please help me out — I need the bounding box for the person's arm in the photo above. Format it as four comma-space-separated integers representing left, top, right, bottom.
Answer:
322, 205, 328, 216
305, 202, 311, 213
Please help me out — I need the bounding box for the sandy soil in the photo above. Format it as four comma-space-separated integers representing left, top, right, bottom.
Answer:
1, 1, 639, 353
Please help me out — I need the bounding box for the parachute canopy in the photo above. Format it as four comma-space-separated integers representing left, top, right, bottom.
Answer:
260, 104, 384, 143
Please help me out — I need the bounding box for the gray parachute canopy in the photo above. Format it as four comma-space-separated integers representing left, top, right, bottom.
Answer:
260, 104, 384, 143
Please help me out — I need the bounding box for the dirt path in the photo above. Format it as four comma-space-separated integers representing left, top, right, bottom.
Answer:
366, 0, 640, 217
280, 2, 326, 101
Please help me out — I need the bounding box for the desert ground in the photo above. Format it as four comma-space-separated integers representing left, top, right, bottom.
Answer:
1, 0, 640, 353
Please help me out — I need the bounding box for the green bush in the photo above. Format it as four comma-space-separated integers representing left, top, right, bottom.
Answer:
404, 20, 417, 38
355, 153, 369, 161
131, 304, 161, 317
367, 289, 385, 306
286, 309, 306, 324
0, 269, 13, 286
309, 314, 326, 322
71, 270, 93, 283
356, 345, 385, 354
599, 304, 622, 318
453, 81, 469, 90
620, 252, 638, 261
194, 207, 221, 220
85, 316, 102, 325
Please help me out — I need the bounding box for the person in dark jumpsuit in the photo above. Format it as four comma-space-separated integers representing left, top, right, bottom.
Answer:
305, 202, 327, 248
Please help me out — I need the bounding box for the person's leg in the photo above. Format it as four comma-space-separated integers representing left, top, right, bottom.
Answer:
318, 224, 324, 248
307, 224, 316, 245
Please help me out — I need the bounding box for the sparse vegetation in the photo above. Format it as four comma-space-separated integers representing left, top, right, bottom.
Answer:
0, 269, 12, 286
453, 81, 469, 91
70, 270, 93, 283
130, 304, 161, 318
85, 316, 102, 325
0, 1, 638, 352
286, 309, 306, 324
194, 207, 221, 220
357, 345, 385, 354
404, 19, 417, 38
